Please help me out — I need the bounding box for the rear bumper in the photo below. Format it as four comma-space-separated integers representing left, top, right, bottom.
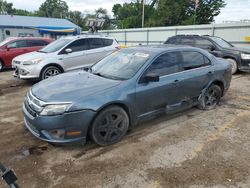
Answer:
22, 103, 96, 144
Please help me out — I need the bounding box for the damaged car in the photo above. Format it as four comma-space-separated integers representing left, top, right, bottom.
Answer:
22, 46, 232, 146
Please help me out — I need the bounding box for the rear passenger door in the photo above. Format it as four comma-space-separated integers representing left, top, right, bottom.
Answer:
86, 38, 111, 64
178, 51, 213, 101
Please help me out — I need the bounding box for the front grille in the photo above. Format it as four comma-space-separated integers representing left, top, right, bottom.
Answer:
25, 99, 36, 117
24, 118, 39, 135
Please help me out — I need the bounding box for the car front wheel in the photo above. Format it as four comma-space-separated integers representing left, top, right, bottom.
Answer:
41, 66, 61, 80
226, 58, 238, 74
90, 106, 129, 146
198, 84, 222, 110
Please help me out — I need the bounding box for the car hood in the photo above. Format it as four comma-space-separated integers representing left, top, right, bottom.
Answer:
31, 71, 121, 103
223, 46, 250, 54
14, 51, 53, 61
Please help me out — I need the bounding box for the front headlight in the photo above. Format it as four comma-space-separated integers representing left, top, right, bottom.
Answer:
22, 58, 43, 65
40, 104, 71, 116
241, 53, 250, 60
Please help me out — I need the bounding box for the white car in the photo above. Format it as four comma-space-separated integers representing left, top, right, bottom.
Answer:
12, 35, 120, 80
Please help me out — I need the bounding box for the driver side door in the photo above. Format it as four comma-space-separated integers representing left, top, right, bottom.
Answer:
135, 51, 183, 121
60, 38, 89, 71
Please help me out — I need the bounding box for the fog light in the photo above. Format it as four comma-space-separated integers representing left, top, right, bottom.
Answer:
48, 129, 65, 140
19, 69, 29, 75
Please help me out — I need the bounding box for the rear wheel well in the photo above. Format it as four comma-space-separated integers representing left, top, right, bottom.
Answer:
212, 81, 224, 96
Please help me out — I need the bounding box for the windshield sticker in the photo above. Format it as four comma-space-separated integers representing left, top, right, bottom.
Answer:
134, 53, 150, 58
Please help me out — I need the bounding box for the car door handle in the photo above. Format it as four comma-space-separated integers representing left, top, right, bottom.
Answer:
172, 80, 179, 85
207, 71, 214, 75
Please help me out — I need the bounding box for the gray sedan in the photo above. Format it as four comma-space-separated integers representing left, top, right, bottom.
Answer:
22, 46, 232, 146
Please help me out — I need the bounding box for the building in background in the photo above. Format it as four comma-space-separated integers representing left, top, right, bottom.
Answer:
0, 15, 81, 41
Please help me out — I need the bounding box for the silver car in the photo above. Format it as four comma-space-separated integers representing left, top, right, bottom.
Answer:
12, 35, 120, 80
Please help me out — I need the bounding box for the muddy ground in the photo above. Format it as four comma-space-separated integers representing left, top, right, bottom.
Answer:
0, 70, 250, 188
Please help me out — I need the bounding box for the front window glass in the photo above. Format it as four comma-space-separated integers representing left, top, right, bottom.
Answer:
209, 37, 233, 48
39, 38, 71, 53
147, 52, 182, 76
91, 50, 151, 80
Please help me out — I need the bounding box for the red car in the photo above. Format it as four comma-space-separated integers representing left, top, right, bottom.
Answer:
0, 37, 53, 71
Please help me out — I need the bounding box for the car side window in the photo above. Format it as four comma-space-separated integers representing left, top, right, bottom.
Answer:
102, 39, 113, 46
27, 40, 48, 47
195, 38, 214, 49
181, 51, 211, 70
65, 39, 89, 53
146, 52, 182, 77
89, 38, 104, 49
8, 40, 27, 48
166, 37, 177, 44
180, 37, 194, 46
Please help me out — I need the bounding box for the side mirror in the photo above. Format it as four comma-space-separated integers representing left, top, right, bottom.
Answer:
6, 46, 12, 51
65, 48, 73, 54
208, 45, 215, 51
142, 73, 159, 83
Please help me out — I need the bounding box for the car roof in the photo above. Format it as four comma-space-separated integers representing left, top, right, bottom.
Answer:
61, 34, 115, 40
125, 45, 204, 55
4, 37, 52, 41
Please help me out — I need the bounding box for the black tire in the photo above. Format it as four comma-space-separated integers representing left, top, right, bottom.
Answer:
90, 106, 129, 146
40, 66, 61, 80
198, 84, 222, 110
0, 60, 4, 72
226, 58, 238, 75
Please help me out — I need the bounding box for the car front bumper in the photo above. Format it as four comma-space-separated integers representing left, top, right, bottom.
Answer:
22, 103, 96, 144
239, 59, 250, 71
12, 64, 42, 79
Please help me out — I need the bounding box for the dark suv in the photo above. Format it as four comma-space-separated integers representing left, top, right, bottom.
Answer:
165, 35, 250, 74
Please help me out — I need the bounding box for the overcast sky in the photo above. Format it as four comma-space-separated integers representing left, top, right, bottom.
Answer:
6, 0, 250, 23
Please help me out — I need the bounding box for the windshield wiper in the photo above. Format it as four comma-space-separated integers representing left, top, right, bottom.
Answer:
92, 72, 125, 80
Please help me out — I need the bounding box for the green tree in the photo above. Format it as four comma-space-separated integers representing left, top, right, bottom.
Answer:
67, 11, 85, 28
193, 0, 226, 24
37, 0, 69, 18
0, 0, 13, 14
112, 0, 225, 28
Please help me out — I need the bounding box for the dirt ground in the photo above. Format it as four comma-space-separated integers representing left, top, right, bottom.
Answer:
0, 70, 250, 188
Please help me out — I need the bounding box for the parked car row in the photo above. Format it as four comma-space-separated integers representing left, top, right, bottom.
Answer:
0, 34, 246, 146
0, 37, 53, 71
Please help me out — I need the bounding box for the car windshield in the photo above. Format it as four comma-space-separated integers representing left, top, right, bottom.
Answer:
0, 38, 13, 47
38, 38, 71, 53
91, 50, 151, 80
209, 37, 233, 48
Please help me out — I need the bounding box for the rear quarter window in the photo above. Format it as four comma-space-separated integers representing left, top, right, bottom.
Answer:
181, 51, 211, 70
89, 38, 104, 49
102, 39, 113, 46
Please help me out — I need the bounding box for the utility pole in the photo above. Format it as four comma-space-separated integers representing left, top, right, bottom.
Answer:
142, 0, 145, 28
